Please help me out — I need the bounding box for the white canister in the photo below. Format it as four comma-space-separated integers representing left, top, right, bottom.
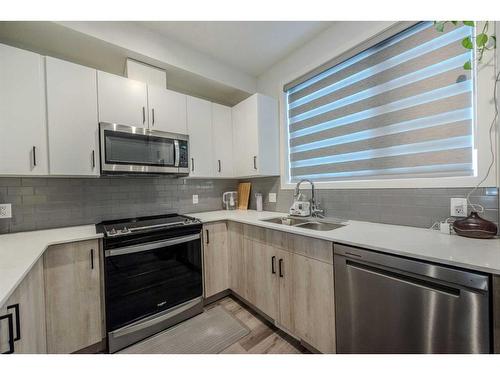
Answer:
255, 193, 263, 212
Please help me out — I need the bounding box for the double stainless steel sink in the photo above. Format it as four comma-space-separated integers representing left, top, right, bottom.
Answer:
260, 216, 346, 231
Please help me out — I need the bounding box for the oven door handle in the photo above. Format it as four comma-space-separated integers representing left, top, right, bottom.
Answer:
105, 233, 200, 257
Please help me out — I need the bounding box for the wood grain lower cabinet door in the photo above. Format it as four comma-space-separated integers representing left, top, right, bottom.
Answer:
245, 240, 278, 320
292, 254, 336, 353
276, 249, 293, 333
44, 239, 103, 353
203, 222, 229, 298
228, 223, 247, 299
0, 258, 46, 353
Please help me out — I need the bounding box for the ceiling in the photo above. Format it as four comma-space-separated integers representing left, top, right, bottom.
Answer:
138, 21, 333, 77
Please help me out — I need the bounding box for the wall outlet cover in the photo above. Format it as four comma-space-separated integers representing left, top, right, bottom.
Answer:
0, 203, 12, 219
450, 198, 467, 217
192, 195, 199, 204
268, 193, 277, 203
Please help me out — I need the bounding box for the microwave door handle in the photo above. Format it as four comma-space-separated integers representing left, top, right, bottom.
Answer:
174, 140, 180, 167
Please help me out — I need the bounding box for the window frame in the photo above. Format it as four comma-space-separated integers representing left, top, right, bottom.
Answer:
280, 21, 496, 190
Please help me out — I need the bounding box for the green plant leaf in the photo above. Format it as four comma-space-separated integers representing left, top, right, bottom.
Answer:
492, 35, 497, 48
463, 60, 472, 70
451, 21, 458, 25
461, 36, 474, 49
463, 21, 475, 27
477, 33, 488, 47
435, 21, 445, 32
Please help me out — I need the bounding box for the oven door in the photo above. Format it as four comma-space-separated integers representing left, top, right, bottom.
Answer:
104, 233, 203, 332
99, 122, 186, 174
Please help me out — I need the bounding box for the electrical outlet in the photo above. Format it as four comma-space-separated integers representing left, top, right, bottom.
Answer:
450, 198, 467, 217
192, 195, 198, 204
268, 193, 277, 203
0, 203, 12, 219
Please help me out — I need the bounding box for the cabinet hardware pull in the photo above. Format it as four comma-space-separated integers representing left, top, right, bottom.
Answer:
191, 158, 195, 172
32, 146, 37, 167
91, 150, 96, 169
205, 229, 210, 244
90, 248, 94, 270
0, 313, 14, 354
6, 304, 20, 341
152, 108, 155, 125
271, 256, 276, 274
253, 156, 257, 170
218, 160, 221, 173
142, 106, 146, 124
279, 258, 284, 277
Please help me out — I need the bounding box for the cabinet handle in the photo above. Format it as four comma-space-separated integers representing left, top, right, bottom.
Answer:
279, 258, 284, 278
152, 108, 155, 126
271, 256, 276, 274
142, 106, 146, 124
91, 150, 96, 169
32, 146, 37, 167
0, 313, 15, 354
90, 248, 94, 270
205, 229, 210, 244
253, 156, 257, 170
218, 160, 221, 173
191, 158, 195, 172
6, 304, 20, 341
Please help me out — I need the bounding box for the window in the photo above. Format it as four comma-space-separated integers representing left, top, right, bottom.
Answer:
284, 22, 476, 184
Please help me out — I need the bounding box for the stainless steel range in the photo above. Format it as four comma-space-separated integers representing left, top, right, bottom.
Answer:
97, 214, 203, 353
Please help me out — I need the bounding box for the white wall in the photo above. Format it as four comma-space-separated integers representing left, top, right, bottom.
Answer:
57, 21, 257, 94
257, 21, 395, 98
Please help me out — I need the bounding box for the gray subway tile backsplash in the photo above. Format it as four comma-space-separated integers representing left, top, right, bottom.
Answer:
0, 175, 498, 234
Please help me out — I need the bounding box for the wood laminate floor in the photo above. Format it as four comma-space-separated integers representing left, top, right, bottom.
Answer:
206, 296, 309, 354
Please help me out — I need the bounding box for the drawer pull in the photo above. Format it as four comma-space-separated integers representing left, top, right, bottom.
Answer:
279, 258, 284, 278
0, 313, 14, 354
6, 304, 20, 341
271, 256, 276, 274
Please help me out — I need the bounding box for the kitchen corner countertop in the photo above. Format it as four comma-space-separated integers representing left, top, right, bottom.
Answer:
0, 225, 103, 307
191, 210, 500, 276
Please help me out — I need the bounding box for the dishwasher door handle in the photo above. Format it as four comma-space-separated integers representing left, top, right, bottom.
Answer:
346, 259, 462, 297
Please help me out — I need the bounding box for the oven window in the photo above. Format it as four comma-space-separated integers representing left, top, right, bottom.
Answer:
105, 238, 202, 331
104, 130, 175, 166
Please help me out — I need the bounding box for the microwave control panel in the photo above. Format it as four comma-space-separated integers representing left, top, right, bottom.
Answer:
178, 140, 189, 168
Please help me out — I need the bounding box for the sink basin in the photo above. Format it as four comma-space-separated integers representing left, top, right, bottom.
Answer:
260, 216, 345, 231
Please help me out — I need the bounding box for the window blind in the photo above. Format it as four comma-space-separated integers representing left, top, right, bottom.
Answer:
286, 22, 475, 183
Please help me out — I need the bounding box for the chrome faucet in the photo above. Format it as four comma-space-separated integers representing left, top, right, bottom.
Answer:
293, 179, 324, 218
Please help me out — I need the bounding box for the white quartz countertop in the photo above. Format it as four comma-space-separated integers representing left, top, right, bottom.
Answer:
191, 210, 500, 276
2, 209, 500, 307
0, 225, 102, 307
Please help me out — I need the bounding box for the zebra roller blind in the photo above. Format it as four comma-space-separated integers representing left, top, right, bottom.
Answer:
285, 22, 475, 183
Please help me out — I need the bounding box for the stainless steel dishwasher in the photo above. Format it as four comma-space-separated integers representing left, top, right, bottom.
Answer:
334, 244, 491, 354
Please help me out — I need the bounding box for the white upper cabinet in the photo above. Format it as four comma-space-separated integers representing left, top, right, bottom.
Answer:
147, 86, 187, 134
46, 57, 99, 176
0, 44, 48, 175
212, 103, 233, 178
97, 71, 148, 127
232, 93, 279, 177
187, 96, 214, 177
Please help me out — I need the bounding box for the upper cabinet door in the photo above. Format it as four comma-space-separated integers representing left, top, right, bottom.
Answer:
46, 57, 99, 176
148, 86, 187, 134
187, 96, 214, 177
97, 71, 148, 127
0, 44, 48, 175
212, 103, 233, 178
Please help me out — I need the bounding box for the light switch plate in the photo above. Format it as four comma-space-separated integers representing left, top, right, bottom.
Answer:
268, 193, 277, 203
0, 203, 12, 219
450, 198, 467, 217
192, 195, 198, 204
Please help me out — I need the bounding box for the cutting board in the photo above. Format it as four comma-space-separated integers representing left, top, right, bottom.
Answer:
237, 182, 251, 210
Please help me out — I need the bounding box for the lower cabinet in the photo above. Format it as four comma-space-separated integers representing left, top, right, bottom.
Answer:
44, 239, 103, 353
0, 258, 47, 354
203, 222, 230, 298
228, 222, 247, 299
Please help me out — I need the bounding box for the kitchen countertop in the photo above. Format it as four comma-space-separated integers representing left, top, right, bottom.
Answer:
191, 210, 500, 276
2, 209, 500, 307
0, 225, 103, 307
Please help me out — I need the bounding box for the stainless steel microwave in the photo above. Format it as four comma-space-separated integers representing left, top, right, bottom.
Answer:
99, 122, 189, 175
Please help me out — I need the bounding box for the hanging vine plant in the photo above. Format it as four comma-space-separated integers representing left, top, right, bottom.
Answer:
434, 21, 496, 70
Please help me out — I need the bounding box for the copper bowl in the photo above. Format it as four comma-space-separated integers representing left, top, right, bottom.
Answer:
452, 211, 498, 239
